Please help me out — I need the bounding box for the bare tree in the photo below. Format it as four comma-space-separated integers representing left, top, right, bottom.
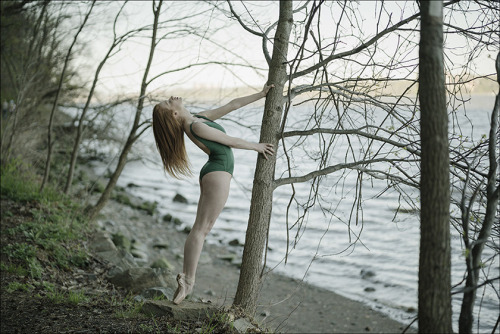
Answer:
230, 0, 427, 315
63, 1, 137, 194
417, 1, 452, 332
83, 0, 264, 219
233, 0, 294, 313
1, 0, 52, 161
40, 1, 95, 191
458, 51, 499, 334
224, 1, 498, 327
86, 0, 164, 219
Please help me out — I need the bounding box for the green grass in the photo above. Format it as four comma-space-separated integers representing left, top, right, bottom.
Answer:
0, 159, 91, 278
114, 294, 145, 319
199, 311, 235, 334
0, 158, 62, 203
44, 288, 90, 305
6, 281, 35, 293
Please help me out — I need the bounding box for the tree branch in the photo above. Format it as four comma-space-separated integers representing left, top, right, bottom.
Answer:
291, 0, 460, 79
274, 158, 412, 189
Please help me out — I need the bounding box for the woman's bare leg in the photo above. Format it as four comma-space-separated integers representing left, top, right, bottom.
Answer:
183, 171, 231, 282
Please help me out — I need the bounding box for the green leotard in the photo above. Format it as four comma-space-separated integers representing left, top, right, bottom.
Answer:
190, 115, 234, 180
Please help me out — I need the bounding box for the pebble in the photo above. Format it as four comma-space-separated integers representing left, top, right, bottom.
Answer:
360, 269, 376, 279
204, 290, 216, 296
173, 193, 188, 203
228, 238, 243, 246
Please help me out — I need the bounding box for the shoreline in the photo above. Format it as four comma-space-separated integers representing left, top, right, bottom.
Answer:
93, 185, 416, 333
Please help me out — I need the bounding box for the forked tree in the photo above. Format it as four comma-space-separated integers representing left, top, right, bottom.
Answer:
224, 2, 498, 330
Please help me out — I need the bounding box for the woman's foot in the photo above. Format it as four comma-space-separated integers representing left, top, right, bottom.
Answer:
173, 273, 194, 305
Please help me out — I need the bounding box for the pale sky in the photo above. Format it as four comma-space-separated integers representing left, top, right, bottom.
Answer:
70, 1, 498, 101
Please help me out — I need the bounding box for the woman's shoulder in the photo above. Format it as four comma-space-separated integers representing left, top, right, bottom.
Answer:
194, 114, 212, 122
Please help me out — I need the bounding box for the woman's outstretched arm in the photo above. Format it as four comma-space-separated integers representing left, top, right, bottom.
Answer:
199, 83, 274, 121
191, 121, 274, 159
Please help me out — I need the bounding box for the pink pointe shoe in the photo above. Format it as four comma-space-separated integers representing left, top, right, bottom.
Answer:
173, 273, 194, 305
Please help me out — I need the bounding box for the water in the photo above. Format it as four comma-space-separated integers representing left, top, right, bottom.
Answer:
82, 95, 498, 332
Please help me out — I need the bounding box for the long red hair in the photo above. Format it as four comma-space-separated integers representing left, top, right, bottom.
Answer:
152, 102, 191, 178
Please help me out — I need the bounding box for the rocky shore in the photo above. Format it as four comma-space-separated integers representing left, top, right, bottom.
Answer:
90, 187, 416, 333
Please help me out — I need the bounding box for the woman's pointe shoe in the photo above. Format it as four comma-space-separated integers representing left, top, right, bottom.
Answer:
173, 273, 194, 305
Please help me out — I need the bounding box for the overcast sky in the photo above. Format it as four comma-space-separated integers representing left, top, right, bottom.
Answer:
69, 1, 497, 101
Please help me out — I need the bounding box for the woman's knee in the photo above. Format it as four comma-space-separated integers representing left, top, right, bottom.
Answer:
191, 220, 215, 238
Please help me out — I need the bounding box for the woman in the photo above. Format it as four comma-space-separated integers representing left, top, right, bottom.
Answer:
152, 84, 275, 305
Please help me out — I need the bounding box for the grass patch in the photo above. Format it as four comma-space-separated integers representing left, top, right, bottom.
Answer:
200, 311, 236, 334
114, 294, 145, 319
6, 281, 35, 293
0, 159, 91, 278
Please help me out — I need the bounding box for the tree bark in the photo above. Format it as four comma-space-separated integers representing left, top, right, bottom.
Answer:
418, 1, 452, 333
233, 0, 293, 315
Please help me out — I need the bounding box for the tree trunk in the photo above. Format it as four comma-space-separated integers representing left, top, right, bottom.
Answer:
64, 46, 115, 194
41, 1, 95, 192
418, 1, 452, 333
86, 1, 162, 220
458, 51, 500, 334
233, 0, 293, 315
87, 137, 134, 219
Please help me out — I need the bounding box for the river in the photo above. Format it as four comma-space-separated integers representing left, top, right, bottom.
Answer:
78, 94, 498, 332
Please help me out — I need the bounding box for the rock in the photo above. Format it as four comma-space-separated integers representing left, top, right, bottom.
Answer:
137, 201, 158, 216
98, 220, 116, 229
364, 287, 376, 292
89, 231, 117, 253
130, 241, 149, 263
134, 295, 146, 303
141, 300, 218, 322
152, 243, 169, 250
360, 269, 376, 279
231, 258, 242, 269
228, 239, 243, 247
112, 233, 132, 251
233, 318, 255, 333
204, 290, 216, 297
151, 258, 174, 271
131, 240, 149, 252
95, 249, 137, 272
173, 194, 188, 204
107, 267, 176, 293
217, 254, 236, 262
130, 249, 149, 262
141, 287, 174, 300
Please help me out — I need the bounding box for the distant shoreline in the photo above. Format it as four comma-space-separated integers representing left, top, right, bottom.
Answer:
88, 75, 497, 104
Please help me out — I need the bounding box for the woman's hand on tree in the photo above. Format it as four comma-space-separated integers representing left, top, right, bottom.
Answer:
255, 143, 274, 159
261, 83, 275, 96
